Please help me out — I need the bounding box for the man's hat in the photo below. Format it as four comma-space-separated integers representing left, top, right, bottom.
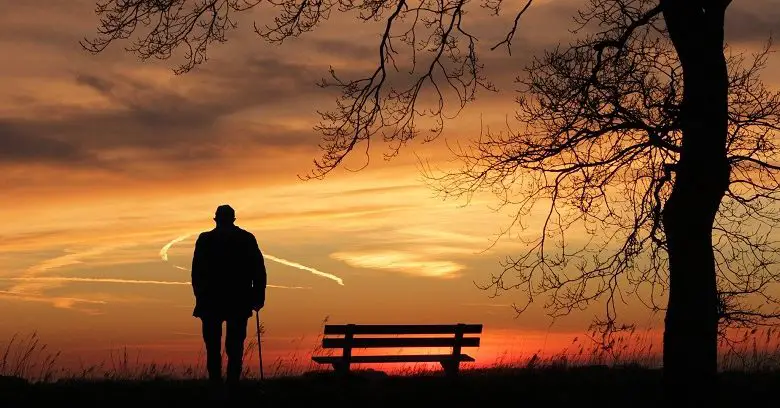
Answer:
214, 204, 236, 221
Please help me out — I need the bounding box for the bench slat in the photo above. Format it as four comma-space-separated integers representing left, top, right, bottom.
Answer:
323, 324, 483, 335
322, 337, 480, 349
312, 354, 476, 364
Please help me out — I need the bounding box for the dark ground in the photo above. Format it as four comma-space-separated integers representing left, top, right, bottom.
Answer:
2, 366, 778, 407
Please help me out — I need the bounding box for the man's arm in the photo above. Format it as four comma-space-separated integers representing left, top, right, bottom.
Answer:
191, 233, 207, 298
249, 234, 267, 310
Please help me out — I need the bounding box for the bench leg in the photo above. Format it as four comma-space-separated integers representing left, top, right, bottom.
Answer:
440, 361, 459, 377
332, 362, 351, 375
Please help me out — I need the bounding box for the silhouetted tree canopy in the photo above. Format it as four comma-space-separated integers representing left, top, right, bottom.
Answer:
426, 0, 780, 335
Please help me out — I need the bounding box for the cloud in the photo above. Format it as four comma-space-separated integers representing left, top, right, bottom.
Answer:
0, 237, 312, 315
0, 289, 107, 311
460, 303, 512, 308
0, 124, 92, 164
160, 234, 344, 285
0, 286, 178, 315
395, 227, 487, 245
0, 55, 334, 170
308, 38, 375, 61
726, 1, 780, 43
0, 276, 310, 290
26, 245, 124, 274
2, 244, 145, 298
0, 0, 590, 175
0, 243, 145, 313
330, 250, 465, 278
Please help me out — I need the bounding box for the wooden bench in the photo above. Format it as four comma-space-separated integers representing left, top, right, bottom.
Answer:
311, 323, 482, 376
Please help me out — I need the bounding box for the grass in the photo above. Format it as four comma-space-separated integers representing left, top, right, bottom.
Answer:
3, 364, 779, 407
0, 332, 61, 382
2, 327, 779, 407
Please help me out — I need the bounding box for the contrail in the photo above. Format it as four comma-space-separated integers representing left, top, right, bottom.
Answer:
160, 234, 344, 286
27, 245, 122, 274
263, 254, 344, 286
0, 277, 309, 290
160, 234, 191, 261
0, 290, 107, 305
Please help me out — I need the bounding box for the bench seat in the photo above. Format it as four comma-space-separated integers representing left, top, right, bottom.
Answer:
312, 354, 475, 365
311, 323, 483, 376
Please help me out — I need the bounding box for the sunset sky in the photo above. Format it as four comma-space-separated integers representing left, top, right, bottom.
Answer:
1, 0, 778, 373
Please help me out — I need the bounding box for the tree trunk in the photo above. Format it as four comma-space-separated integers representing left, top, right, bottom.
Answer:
660, 1, 731, 401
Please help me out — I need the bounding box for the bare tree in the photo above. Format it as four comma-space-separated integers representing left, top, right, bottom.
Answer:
426, 0, 780, 398
83, 0, 780, 399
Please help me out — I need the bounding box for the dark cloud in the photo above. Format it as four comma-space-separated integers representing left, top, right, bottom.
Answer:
0, 112, 321, 168
0, 0, 577, 170
4, 0, 775, 172
74, 74, 115, 95
309, 39, 375, 61
0, 123, 92, 163
726, 1, 780, 44
0, 55, 341, 167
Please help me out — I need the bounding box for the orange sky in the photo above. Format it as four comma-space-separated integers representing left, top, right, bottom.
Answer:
1, 0, 778, 376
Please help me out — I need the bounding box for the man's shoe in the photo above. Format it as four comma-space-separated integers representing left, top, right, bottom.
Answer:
207, 378, 225, 402
226, 379, 244, 403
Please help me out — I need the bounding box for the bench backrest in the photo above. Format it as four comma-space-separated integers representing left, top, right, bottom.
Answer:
321, 324, 483, 350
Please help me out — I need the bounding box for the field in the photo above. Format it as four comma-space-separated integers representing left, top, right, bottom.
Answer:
3, 366, 780, 407
2, 329, 780, 407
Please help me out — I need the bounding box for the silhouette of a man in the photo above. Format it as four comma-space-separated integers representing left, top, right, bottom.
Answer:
191, 205, 267, 389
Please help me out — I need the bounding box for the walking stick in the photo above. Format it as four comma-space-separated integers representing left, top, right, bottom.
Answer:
255, 311, 264, 381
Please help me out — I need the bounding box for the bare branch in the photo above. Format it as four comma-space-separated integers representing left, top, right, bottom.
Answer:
427, 0, 780, 335
489, 0, 533, 55
83, 0, 520, 180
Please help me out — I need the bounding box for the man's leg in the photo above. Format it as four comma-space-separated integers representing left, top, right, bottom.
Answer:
225, 317, 249, 386
201, 318, 223, 383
